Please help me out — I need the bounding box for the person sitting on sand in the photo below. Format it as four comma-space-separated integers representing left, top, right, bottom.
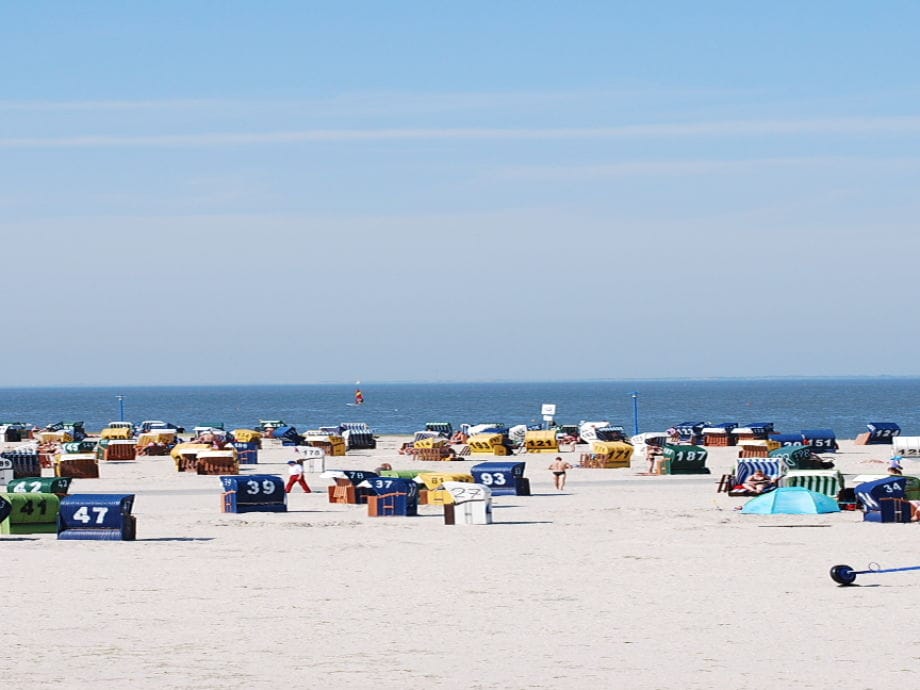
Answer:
743, 469, 776, 494
137, 440, 157, 456
548, 456, 572, 490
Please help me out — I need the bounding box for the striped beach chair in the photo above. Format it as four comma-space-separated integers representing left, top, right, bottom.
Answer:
341, 423, 376, 450
779, 469, 844, 498
734, 459, 782, 487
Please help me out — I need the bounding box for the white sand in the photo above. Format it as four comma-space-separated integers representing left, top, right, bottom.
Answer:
3, 438, 914, 689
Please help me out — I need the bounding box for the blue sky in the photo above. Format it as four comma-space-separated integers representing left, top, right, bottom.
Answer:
2, 1, 919, 385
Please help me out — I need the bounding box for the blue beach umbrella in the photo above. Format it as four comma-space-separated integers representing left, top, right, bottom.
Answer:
741, 487, 840, 515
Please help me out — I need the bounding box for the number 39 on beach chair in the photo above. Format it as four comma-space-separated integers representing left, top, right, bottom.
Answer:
220, 475, 287, 513
57, 494, 137, 541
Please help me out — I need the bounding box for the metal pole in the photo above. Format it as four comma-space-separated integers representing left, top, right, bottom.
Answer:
631, 392, 639, 436
117, 395, 125, 422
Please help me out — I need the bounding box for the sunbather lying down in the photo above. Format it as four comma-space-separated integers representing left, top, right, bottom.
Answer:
742, 470, 776, 494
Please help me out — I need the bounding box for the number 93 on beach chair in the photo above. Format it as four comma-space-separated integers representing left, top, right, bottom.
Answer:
470, 461, 530, 496
57, 494, 137, 541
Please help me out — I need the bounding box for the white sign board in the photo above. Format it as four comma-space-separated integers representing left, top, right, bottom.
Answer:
541, 403, 556, 417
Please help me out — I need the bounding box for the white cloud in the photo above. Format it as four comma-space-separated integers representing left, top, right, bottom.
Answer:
0, 98, 225, 111
0, 87, 753, 115
2, 116, 920, 149
496, 155, 920, 180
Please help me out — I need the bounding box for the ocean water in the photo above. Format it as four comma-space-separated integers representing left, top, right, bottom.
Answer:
1, 378, 919, 437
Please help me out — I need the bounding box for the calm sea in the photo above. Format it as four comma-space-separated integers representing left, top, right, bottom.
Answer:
1, 378, 919, 437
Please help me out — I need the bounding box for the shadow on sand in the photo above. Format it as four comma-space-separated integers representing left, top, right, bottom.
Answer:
137, 537, 215, 542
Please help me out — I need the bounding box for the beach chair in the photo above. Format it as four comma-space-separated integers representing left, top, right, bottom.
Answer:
1, 449, 42, 479
54, 453, 99, 479
770, 444, 832, 471
359, 477, 419, 517
779, 469, 844, 498
675, 422, 707, 445
662, 444, 710, 474
303, 432, 346, 457
852, 474, 920, 501
733, 423, 775, 443
737, 441, 772, 458
415, 472, 473, 505
855, 476, 912, 522
594, 426, 628, 443
6, 476, 72, 497
0, 492, 61, 534
468, 434, 510, 456
801, 429, 838, 453
441, 482, 493, 525
58, 494, 136, 541
341, 423, 376, 450
891, 436, 920, 459
854, 422, 901, 445
220, 475, 287, 513
99, 439, 137, 461
585, 441, 633, 469
425, 422, 453, 438
523, 430, 559, 453
702, 423, 737, 447
322, 470, 378, 504
470, 461, 530, 496
414, 447, 456, 461
727, 459, 783, 496
196, 451, 239, 476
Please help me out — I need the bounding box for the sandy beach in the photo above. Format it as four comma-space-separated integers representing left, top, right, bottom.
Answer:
3, 437, 915, 689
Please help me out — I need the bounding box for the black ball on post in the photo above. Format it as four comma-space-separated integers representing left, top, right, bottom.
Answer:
830, 564, 857, 586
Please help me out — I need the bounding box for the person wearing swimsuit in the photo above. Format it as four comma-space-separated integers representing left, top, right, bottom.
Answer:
548, 456, 573, 491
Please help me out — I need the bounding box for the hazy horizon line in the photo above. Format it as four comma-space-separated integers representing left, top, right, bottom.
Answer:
2, 374, 918, 390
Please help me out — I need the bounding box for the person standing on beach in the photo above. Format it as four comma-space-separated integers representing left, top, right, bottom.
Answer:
285, 460, 311, 493
549, 456, 572, 491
